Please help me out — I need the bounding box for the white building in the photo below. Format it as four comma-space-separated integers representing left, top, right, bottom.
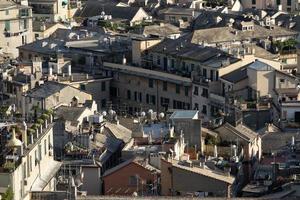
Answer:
0, 116, 61, 200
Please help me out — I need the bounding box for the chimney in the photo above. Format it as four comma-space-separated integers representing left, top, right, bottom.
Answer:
22, 121, 27, 148
122, 55, 127, 65
67, 64, 72, 76
48, 66, 53, 76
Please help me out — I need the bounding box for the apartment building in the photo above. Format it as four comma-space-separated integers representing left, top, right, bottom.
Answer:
0, 117, 61, 200
102, 62, 193, 114
0, 0, 33, 58
28, 0, 80, 22
22, 81, 92, 119
237, 0, 300, 12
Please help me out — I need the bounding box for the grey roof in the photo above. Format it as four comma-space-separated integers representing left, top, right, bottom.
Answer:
76, 0, 145, 20
55, 106, 87, 122
221, 65, 249, 83
26, 81, 68, 99
160, 7, 194, 16
191, 25, 297, 44
193, 10, 247, 30
170, 110, 198, 119
12, 73, 33, 85
18, 38, 67, 56
104, 122, 132, 144
248, 60, 273, 71
103, 62, 192, 85
216, 123, 259, 142
103, 157, 159, 177
148, 36, 239, 67
142, 23, 181, 37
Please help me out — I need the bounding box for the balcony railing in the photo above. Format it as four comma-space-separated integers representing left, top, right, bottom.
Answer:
209, 92, 225, 105
4, 29, 28, 38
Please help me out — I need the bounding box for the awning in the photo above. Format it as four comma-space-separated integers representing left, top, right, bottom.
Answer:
31, 160, 62, 191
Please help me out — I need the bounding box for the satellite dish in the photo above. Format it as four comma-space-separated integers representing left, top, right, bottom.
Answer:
158, 112, 165, 120
140, 111, 146, 117
108, 109, 114, 116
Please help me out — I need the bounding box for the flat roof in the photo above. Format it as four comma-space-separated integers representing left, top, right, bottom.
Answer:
103, 62, 192, 85
170, 110, 199, 119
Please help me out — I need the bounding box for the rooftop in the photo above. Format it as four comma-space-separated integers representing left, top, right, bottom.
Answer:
170, 110, 199, 120
26, 81, 68, 99
55, 106, 87, 122
248, 60, 273, 71
169, 159, 235, 184
191, 25, 297, 44
221, 65, 248, 83
148, 37, 239, 67
103, 62, 192, 85
215, 123, 259, 142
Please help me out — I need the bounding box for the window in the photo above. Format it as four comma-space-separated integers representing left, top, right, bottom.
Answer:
280, 79, 285, 83
146, 94, 149, 104
277, 0, 281, 5
191, 64, 195, 71
287, 0, 291, 6
101, 82, 106, 91
5, 21, 10, 31
101, 99, 106, 108
149, 79, 154, 88
48, 135, 51, 150
252, 0, 256, 4
203, 68, 207, 78
182, 61, 186, 70
20, 19, 27, 30
151, 95, 156, 105
44, 139, 47, 155
171, 59, 175, 68
216, 71, 219, 81
182, 17, 188, 22
176, 84, 180, 94
139, 92, 142, 102
129, 176, 138, 186
127, 90, 131, 100
5, 10, 9, 15
161, 97, 170, 106
163, 81, 168, 91
134, 91, 137, 101
202, 105, 207, 114
185, 86, 189, 96
80, 84, 86, 90
194, 103, 199, 110
29, 155, 32, 172
194, 86, 199, 95
38, 144, 42, 160
202, 88, 209, 98
34, 150, 38, 166
157, 55, 161, 65
210, 70, 214, 81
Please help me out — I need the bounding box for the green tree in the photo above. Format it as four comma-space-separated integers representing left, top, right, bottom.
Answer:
2, 186, 14, 200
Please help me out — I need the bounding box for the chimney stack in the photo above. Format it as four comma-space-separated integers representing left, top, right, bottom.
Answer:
22, 121, 27, 148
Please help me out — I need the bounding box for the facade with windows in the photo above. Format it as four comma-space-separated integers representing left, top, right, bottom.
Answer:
0, 118, 61, 200
240, 0, 299, 12
28, 0, 81, 22
102, 62, 192, 114
0, 1, 33, 57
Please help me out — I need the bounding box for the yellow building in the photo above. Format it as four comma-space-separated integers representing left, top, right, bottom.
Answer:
0, 0, 33, 58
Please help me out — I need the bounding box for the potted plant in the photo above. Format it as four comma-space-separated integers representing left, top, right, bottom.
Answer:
3, 162, 15, 172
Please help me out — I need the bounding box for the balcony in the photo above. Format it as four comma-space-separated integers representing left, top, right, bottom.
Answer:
209, 92, 225, 106
192, 75, 210, 87
4, 29, 28, 38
